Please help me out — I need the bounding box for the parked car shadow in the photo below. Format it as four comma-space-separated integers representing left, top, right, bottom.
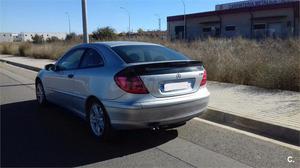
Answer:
1, 100, 178, 167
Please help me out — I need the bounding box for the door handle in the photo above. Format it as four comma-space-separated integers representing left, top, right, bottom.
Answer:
68, 74, 74, 78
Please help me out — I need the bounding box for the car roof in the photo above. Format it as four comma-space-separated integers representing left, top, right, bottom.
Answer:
93, 41, 162, 47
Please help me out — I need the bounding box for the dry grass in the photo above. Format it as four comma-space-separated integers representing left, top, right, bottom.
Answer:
1, 37, 299, 91
0, 42, 20, 55
0, 41, 77, 60
130, 37, 300, 91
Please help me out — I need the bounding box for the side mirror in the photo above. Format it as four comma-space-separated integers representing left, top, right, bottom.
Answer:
45, 64, 56, 71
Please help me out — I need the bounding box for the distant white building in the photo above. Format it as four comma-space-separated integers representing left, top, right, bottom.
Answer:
0, 32, 67, 42
18, 32, 67, 42
0, 33, 19, 42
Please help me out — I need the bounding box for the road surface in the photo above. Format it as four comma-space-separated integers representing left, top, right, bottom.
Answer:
1, 62, 298, 168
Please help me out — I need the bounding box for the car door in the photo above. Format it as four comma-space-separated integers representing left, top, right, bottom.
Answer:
43, 48, 85, 109
71, 47, 105, 114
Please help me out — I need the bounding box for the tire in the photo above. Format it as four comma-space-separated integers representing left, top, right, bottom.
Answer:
87, 99, 111, 141
35, 80, 48, 106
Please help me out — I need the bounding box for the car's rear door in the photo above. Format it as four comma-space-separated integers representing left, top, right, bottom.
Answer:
70, 47, 105, 114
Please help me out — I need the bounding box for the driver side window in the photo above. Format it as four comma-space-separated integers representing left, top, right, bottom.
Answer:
57, 49, 85, 71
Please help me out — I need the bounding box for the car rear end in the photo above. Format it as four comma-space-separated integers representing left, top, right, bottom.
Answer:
103, 43, 209, 129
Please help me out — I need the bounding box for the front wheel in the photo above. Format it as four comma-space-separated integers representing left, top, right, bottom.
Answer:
87, 99, 111, 141
36, 81, 47, 106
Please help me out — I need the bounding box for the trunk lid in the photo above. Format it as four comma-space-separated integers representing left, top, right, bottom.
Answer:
124, 60, 205, 98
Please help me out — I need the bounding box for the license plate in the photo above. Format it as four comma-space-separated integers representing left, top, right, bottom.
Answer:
164, 82, 191, 92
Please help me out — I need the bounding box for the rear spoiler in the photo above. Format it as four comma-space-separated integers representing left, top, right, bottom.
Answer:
119, 61, 204, 76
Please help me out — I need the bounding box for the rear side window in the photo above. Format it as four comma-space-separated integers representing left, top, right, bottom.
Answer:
80, 49, 104, 68
57, 49, 85, 70
111, 45, 189, 63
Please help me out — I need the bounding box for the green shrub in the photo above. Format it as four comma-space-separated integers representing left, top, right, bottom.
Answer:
32, 34, 44, 44
46, 36, 61, 43
91, 26, 117, 40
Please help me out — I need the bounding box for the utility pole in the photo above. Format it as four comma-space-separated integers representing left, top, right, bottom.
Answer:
120, 7, 131, 38
65, 12, 71, 34
81, 0, 89, 43
180, 0, 186, 40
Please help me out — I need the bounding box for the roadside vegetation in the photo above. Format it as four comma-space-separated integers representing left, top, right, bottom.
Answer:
0, 28, 299, 91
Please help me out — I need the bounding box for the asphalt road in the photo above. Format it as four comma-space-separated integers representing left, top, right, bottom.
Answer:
1, 62, 298, 168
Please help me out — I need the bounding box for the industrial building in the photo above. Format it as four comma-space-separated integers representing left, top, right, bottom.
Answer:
167, 0, 300, 40
0, 32, 67, 42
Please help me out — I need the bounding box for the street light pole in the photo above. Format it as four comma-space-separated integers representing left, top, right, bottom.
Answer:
120, 7, 131, 38
81, 0, 89, 43
180, 0, 186, 40
65, 12, 71, 34
155, 14, 161, 31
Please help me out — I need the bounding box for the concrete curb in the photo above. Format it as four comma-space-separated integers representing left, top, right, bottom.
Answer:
0, 59, 42, 72
200, 108, 299, 146
1, 57, 299, 146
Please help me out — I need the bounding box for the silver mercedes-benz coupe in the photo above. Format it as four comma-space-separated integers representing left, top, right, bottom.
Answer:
35, 41, 209, 140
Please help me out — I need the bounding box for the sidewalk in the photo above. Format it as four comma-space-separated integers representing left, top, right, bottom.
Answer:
207, 82, 300, 131
1, 54, 299, 133
0, 55, 54, 71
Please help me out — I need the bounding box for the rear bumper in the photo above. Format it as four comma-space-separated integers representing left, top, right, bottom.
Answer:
103, 89, 209, 129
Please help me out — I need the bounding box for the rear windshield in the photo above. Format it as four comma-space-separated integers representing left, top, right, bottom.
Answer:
111, 45, 189, 63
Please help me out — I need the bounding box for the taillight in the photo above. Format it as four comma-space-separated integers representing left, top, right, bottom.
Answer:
114, 72, 149, 94
200, 69, 207, 87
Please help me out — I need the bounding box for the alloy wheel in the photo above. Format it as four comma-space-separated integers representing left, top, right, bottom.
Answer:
89, 103, 105, 137
36, 83, 44, 104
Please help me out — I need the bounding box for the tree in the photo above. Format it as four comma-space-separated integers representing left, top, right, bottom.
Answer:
65, 32, 77, 41
32, 34, 44, 44
46, 36, 60, 43
92, 27, 117, 40
137, 28, 144, 34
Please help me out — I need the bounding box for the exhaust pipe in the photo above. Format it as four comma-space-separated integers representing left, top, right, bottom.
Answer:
151, 126, 160, 131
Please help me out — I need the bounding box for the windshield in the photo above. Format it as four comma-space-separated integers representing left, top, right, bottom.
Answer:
111, 45, 189, 63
